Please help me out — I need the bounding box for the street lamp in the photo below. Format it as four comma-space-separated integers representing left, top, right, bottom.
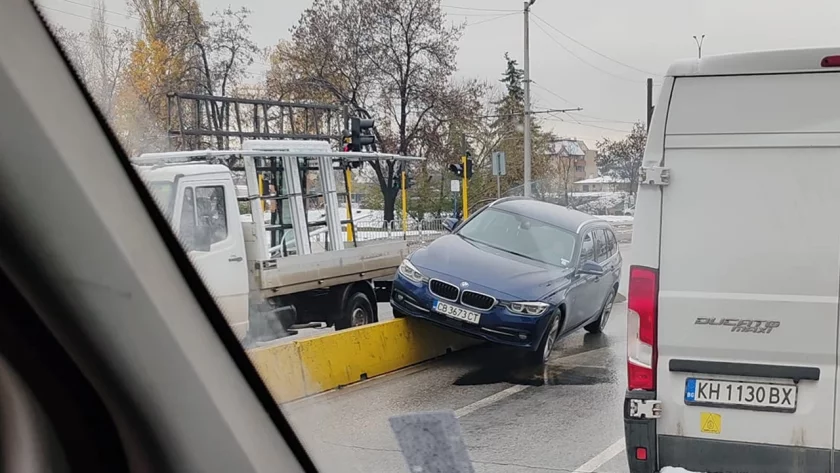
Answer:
693, 34, 705, 59
523, 0, 536, 197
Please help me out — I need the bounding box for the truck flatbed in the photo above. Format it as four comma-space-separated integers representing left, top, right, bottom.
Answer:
255, 240, 409, 296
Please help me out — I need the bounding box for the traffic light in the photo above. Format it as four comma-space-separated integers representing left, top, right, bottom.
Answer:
392, 173, 416, 189
465, 155, 474, 180
448, 163, 463, 177
350, 117, 376, 152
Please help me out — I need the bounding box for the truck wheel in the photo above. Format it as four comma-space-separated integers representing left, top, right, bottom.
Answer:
335, 291, 374, 330
585, 289, 616, 334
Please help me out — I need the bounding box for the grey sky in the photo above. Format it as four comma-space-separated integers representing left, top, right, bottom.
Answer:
42, 0, 840, 146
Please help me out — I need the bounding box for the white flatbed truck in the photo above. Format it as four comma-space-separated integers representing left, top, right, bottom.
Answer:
133, 140, 422, 346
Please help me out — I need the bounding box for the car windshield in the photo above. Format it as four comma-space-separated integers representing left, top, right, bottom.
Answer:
457, 208, 576, 267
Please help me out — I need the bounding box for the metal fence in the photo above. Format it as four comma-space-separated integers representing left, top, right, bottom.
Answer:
351, 215, 448, 250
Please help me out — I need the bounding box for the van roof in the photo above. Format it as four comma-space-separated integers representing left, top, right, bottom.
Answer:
666, 47, 840, 77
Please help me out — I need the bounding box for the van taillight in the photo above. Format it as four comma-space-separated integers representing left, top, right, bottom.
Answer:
821, 56, 840, 67
627, 266, 659, 391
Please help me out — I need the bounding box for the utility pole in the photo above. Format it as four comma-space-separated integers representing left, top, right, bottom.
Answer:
646, 78, 654, 131
693, 34, 705, 59
523, 0, 536, 198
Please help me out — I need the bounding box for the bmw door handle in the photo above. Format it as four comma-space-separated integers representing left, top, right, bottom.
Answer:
228, 256, 243, 262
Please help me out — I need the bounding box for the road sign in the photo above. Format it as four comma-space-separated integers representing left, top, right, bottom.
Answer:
492, 151, 506, 176
450, 180, 461, 192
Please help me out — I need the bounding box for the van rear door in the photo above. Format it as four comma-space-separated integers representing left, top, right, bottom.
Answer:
656, 71, 840, 469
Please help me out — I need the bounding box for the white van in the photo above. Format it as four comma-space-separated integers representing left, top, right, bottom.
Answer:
625, 48, 840, 473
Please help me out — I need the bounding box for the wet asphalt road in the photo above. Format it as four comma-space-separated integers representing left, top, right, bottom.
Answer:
282, 244, 633, 473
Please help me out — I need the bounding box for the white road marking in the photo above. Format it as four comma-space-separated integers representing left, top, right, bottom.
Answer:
572, 437, 625, 473
453, 384, 530, 418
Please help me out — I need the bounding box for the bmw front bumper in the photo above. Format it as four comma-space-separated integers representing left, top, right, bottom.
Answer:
390, 271, 551, 350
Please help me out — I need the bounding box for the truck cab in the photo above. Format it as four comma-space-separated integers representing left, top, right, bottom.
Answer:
142, 164, 250, 339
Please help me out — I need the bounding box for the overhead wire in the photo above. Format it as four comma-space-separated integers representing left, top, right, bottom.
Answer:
463, 12, 517, 27
441, 5, 519, 13
531, 20, 645, 84
545, 112, 632, 133
531, 13, 662, 78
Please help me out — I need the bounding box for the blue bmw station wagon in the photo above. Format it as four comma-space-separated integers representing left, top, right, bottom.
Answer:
390, 197, 622, 363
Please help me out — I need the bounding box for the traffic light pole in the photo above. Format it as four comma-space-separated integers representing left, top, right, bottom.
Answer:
401, 171, 408, 233
461, 154, 469, 219
345, 167, 355, 244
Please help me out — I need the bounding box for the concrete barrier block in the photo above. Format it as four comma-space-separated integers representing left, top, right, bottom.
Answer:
248, 318, 480, 404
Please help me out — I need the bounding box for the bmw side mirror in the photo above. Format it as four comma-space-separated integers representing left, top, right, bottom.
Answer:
578, 260, 605, 276
442, 217, 459, 233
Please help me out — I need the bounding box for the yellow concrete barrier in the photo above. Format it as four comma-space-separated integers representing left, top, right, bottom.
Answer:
248, 318, 479, 404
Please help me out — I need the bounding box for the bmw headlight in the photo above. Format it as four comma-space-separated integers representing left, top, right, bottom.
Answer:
398, 258, 426, 283
505, 301, 550, 316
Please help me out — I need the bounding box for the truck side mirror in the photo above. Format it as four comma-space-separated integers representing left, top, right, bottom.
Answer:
442, 217, 459, 233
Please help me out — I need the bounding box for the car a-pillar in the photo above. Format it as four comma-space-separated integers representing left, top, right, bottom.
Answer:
333, 281, 379, 330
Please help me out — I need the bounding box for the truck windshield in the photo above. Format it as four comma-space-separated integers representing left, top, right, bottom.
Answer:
148, 181, 175, 219
457, 208, 577, 268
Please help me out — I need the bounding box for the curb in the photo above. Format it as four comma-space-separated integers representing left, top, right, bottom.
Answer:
248, 318, 480, 404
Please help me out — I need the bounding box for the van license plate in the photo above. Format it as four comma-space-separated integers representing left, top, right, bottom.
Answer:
685, 378, 797, 412
433, 300, 481, 324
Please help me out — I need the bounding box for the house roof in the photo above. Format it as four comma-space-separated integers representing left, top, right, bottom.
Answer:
551, 140, 585, 157
574, 175, 629, 185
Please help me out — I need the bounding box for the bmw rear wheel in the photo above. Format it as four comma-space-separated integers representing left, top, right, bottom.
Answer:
585, 288, 616, 334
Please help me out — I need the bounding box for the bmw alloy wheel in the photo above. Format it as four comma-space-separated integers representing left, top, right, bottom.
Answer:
543, 315, 560, 361
599, 292, 616, 330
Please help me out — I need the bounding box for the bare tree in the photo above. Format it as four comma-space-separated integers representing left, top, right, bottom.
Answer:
596, 122, 647, 195
180, 3, 260, 147
272, 0, 465, 222
48, 3, 131, 123
87, 0, 132, 121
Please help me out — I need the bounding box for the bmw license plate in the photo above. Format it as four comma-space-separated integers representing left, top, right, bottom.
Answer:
684, 378, 797, 412
433, 300, 481, 324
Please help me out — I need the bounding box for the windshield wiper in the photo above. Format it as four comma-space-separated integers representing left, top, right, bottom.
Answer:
461, 235, 547, 265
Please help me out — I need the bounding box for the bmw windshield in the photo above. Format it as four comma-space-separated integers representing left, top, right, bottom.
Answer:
456, 208, 577, 268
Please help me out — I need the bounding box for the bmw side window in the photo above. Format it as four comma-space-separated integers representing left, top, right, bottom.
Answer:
580, 232, 595, 263
594, 229, 609, 262
196, 186, 228, 245
179, 187, 196, 251
607, 230, 618, 256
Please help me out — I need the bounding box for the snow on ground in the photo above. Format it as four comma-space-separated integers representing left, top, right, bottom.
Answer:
597, 215, 634, 224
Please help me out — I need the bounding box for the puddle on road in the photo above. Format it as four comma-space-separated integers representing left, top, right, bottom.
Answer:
454, 363, 614, 387
453, 334, 618, 387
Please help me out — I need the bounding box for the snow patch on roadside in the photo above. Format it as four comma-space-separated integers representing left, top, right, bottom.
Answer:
596, 215, 634, 223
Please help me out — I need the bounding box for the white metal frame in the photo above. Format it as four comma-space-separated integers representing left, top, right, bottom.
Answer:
133, 146, 424, 259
